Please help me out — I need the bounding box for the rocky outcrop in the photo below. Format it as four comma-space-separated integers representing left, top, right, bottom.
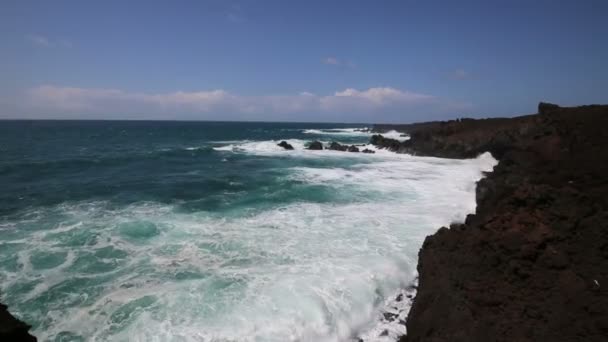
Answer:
376, 103, 608, 342
0, 303, 36, 341
328, 141, 348, 151
362, 148, 375, 154
370, 134, 411, 154
347, 145, 360, 152
307, 141, 323, 150
304, 141, 371, 153
538, 101, 561, 115
277, 141, 294, 150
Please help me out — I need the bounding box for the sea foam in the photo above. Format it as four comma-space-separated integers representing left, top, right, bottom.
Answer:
302, 128, 410, 142
1, 137, 496, 341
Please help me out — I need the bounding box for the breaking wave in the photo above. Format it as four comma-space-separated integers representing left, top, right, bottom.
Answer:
0, 121, 496, 341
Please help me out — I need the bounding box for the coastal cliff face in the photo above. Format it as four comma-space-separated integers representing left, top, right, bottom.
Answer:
373, 103, 608, 341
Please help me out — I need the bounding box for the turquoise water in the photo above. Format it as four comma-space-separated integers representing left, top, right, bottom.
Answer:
0, 121, 496, 341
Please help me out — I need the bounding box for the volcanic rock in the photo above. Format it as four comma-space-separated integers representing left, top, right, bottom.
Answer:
391, 103, 608, 342
307, 141, 323, 150
328, 142, 348, 151
538, 101, 561, 115
277, 141, 294, 150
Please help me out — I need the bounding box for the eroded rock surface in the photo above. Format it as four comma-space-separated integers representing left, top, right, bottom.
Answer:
371, 103, 608, 342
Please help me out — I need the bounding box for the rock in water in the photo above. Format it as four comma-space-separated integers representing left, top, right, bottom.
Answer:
362, 149, 375, 154
328, 142, 348, 151
277, 141, 294, 150
307, 141, 323, 150
347, 145, 360, 152
370, 134, 408, 153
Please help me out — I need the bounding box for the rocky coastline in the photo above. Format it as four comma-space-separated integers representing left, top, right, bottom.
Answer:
2, 103, 606, 342
372, 103, 608, 341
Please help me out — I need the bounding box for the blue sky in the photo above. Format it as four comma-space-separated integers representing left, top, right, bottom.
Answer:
1, 0, 607, 123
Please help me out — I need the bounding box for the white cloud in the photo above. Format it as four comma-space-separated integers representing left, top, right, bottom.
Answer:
26, 34, 72, 48
448, 68, 471, 80
19, 85, 469, 122
320, 87, 433, 113
323, 57, 340, 65
26, 34, 50, 47
322, 57, 356, 68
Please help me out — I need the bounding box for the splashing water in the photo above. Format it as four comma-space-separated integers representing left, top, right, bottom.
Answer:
0, 121, 496, 341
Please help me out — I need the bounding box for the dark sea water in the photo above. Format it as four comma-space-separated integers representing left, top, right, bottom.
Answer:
0, 120, 495, 341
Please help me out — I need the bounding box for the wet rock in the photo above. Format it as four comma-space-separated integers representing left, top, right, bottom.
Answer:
401, 103, 608, 342
370, 134, 413, 154
277, 141, 294, 150
328, 142, 348, 151
347, 145, 360, 152
383, 312, 398, 321
307, 141, 323, 150
362, 149, 375, 154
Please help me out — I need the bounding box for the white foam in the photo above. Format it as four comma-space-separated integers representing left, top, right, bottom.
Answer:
214, 139, 309, 154
1, 151, 497, 342
213, 139, 397, 159
380, 130, 410, 142
302, 128, 371, 136
302, 128, 409, 142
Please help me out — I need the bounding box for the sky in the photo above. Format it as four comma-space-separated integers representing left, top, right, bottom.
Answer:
1, 0, 607, 123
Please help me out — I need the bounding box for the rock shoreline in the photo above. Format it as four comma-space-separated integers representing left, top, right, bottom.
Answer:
372, 103, 608, 341
2, 103, 606, 342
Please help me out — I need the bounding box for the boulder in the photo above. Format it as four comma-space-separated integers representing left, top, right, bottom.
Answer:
307, 141, 323, 150
347, 145, 360, 152
370, 134, 404, 152
362, 149, 375, 154
277, 141, 294, 150
328, 142, 348, 151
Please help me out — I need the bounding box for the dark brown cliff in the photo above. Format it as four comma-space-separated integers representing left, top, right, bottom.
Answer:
374, 103, 608, 341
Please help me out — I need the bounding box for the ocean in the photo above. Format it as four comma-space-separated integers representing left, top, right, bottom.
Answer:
0, 120, 496, 341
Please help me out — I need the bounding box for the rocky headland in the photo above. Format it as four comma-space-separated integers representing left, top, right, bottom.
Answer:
2, 103, 606, 342
372, 103, 608, 341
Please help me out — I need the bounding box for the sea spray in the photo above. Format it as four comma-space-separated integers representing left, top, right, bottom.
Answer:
0, 121, 496, 341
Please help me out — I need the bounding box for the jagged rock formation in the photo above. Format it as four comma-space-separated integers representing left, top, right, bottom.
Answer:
307, 141, 323, 150
277, 141, 294, 150
328, 141, 348, 151
372, 103, 608, 342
